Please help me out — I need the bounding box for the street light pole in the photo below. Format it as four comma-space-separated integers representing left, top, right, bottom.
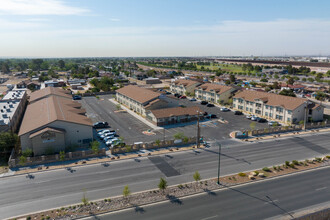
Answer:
163, 127, 165, 143
217, 142, 221, 185
196, 111, 200, 148
303, 101, 308, 131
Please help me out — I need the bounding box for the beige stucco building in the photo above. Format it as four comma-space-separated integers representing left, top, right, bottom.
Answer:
233, 90, 324, 124
194, 83, 236, 104
170, 79, 202, 96
116, 85, 168, 116
19, 88, 93, 156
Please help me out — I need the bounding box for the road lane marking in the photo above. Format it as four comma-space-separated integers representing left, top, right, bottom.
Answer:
201, 215, 218, 220
315, 187, 327, 191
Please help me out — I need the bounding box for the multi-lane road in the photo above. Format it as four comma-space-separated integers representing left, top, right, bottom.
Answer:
1, 132, 330, 219
88, 166, 330, 220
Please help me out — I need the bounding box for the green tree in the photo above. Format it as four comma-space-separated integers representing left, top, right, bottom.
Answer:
155, 139, 161, 146
0, 132, 18, 154
59, 151, 65, 161
158, 177, 167, 194
58, 60, 65, 69
91, 141, 100, 154
81, 191, 89, 205
116, 104, 121, 111
123, 185, 131, 202
1, 62, 10, 73
22, 148, 33, 157
279, 89, 296, 97
193, 171, 201, 182
19, 155, 27, 166
287, 77, 294, 85
173, 132, 184, 140
230, 74, 236, 83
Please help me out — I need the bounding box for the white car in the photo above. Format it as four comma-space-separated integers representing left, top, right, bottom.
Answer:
220, 107, 230, 112
268, 121, 279, 126
251, 116, 259, 121
246, 115, 252, 119
103, 135, 115, 142
100, 132, 115, 139
105, 138, 119, 146
98, 129, 110, 136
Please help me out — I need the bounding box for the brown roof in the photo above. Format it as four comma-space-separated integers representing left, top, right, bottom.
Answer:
198, 83, 234, 94
19, 96, 92, 136
234, 90, 306, 110
173, 79, 201, 87
29, 87, 72, 103
150, 106, 204, 119
116, 85, 160, 104
29, 127, 65, 139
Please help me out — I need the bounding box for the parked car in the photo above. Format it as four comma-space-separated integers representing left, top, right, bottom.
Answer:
206, 114, 217, 119
103, 135, 115, 142
234, 111, 243, 115
93, 121, 109, 128
203, 111, 208, 116
106, 138, 120, 146
268, 121, 279, 126
101, 132, 116, 139
257, 118, 267, 123
174, 93, 180, 97
179, 95, 186, 99
201, 101, 208, 105
97, 129, 110, 136
246, 115, 253, 119
166, 92, 171, 95
206, 103, 215, 107
190, 98, 197, 101
72, 95, 81, 100
251, 116, 259, 121
220, 107, 230, 112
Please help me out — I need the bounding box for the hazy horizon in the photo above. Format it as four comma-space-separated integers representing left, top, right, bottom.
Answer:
0, 0, 330, 57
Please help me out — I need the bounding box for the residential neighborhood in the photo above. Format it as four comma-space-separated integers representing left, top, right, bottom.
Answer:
0, 0, 330, 220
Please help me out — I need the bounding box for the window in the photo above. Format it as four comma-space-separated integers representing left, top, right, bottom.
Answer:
246, 107, 249, 111
269, 113, 273, 117
276, 107, 283, 113
265, 112, 268, 117
265, 105, 269, 109
233, 104, 236, 108
255, 110, 261, 114
256, 103, 262, 108
287, 110, 292, 115
238, 105, 243, 110
270, 106, 273, 110
250, 108, 253, 112
287, 117, 291, 122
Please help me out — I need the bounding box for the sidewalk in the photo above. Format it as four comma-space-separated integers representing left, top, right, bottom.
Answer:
232, 127, 330, 142
1, 144, 203, 178
108, 98, 162, 130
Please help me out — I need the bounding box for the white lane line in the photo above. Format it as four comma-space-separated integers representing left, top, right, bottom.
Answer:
264, 199, 279, 204
315, 187, 327, 191
201, 215, 218, 220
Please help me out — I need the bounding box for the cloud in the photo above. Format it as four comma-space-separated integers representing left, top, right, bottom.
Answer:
0, 18, 44, 28
109, 18, 120, 22
0, 0, 89, 15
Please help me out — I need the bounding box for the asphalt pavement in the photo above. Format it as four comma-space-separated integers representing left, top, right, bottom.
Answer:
85, 166, 330, 220
1, 132, 329, 219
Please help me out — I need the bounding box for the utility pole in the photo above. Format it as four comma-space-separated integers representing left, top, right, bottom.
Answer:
303, 101, 308, 131
217, 142, 221, 185
196, 111, 200, 148
163, 127, 165, 143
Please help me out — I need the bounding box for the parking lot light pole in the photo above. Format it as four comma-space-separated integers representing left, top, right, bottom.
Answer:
217, 142, 221, 185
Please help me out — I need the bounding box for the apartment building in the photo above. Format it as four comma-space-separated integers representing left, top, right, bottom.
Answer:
146, 106, 204, 126
170, 79, 202, 96
19, 88, 93, 156
195, 83, 236, 104
116, 85, 168, 116
0, 90, 27, 133
233, 90, 324, 124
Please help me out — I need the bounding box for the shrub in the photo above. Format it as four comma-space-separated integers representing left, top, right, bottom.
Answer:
289, 163, 295, 168
158, 178, 168, 192
123, 185, 130, 198
22, 148, 33, 157
273, 166, 277, 171
254, 171, 259, 176
45, 147, 54, 155
59, 151, 65, 161
262, 167, 271, 172
19, 155, 27, 166
326, 156, 330, 159
155, 139, 161, 146
183, 136, 189, 143
90, 141, 100, 154
292, 160, 299, 165
315, 157, 322, 162
232, 176, 237, 181
238, 172, 246, 177
193, 171, 201, 182
285, 161, 290, 166
82, 192, 88, 205
27, 217, 31, 220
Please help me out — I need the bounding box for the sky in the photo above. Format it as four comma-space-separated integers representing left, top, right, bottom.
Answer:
0, 0, 329, 57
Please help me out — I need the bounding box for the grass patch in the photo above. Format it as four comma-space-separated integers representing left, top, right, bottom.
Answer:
238, 172, 246, 177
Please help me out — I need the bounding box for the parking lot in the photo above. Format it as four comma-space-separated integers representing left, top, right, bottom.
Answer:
81, 94, 268, 145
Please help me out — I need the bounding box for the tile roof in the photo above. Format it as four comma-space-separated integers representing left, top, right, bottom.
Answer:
29, 87, 72, 103
19, 96, 92, 136
173, 79, 201, 87
150, 106, 204, 119
29, 127, 65, 139
198, 83, 234, 94
234, 90, 307, 110
116, 85, 160, 104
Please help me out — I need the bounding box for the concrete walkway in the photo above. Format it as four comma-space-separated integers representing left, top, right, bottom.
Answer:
108, 98, 162, 130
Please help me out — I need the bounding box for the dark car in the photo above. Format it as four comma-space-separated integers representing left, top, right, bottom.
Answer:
93, 121, 109, 128
165, 92, 171, 95
179, 95, 187, 99
257, 118, 267, 123
203, 112, 208, 116
201, 101, 208, 105
206, 103, 214, 107
234, 111, 243, 115
174, 93, 180, 97
73, 95, 82, 100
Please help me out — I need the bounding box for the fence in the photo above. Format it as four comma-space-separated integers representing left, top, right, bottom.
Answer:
234, 121, 330, 138
111, 137, 197, 154
8, 149, 106, 168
